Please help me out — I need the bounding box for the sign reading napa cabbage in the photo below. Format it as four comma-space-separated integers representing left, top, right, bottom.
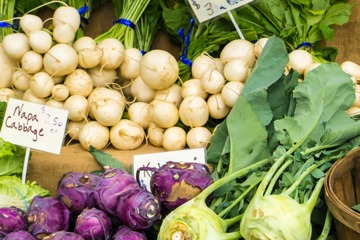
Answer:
159, 36, 360, 240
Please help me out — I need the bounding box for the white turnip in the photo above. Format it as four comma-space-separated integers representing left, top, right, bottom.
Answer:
45, 99, 64, 109
223, 58, 250, 82
119, 48, 142, 80
191, 53, 216, 79
66, 119, 86, 141
200, 69, 225, 94
162, 126, 187, 151
128, 102, 151, 129
51, 84, 69, 102
181, 78, 208, 99
63, 95, 89, 121
154, 84, 182, 107
179, 96, 209, 127
220, 39, 255, 67
78, 121, 110, 150
64, 69, 94, 97
22, 88, 46, 104
254, 38, 268, 58
52, 5, 81, 32
2, 33, 30, 60
12, 69, 31, 91
130, 76, 156, 103
21, 50, 43, 74
110, 119, 145, 150
43, 43, 78, 77
147, 122, 165, 147
148, 99, 179, 128
19, 14, 43, 35
221, 81, 244, 107
87, 65, 117, 87
287, 49, 313, 75
52, 23, 76, 44
186, 126, 212, 149
28, 30, 53, 54
91, 98, 124, 127
140, 49, 179, 90
73, 36, 102, 69
29, 71, 54, 98
98, 38, 125, 69
341, 61, 360, 81
0, 88, 18, 102
207, 93, 231, 119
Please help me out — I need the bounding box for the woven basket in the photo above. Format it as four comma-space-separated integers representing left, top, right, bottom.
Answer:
324, 147, 360, 240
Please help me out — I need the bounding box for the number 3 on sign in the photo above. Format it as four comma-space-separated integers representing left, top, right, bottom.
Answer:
186, 0, 255, 23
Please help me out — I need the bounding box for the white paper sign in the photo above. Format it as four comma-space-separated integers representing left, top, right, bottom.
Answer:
0, 98, 69, 154
133, 148, 206, 191
187, 0, 255, 23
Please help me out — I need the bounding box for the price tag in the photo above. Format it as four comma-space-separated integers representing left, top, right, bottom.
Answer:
187, 0, 255, 23
0, 98, 69, 155
133, 148, 206, 191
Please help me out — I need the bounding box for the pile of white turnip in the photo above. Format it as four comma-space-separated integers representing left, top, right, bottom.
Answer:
1, 4, 360, 152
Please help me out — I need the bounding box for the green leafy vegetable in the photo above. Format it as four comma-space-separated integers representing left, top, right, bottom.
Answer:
0, 138, 27, 177
0, 175, 50, 211
88, 145, 127, 172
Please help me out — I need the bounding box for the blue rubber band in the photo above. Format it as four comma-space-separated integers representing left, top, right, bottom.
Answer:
0, 22, 12, 28
78, 5, 89, 15
296, 42, 312, 49
178, 18, 195, 67
114, 18, 136, 30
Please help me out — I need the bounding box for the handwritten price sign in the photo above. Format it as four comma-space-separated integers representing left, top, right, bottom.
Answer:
187, 0, 255, 23
0, 98, 69, 154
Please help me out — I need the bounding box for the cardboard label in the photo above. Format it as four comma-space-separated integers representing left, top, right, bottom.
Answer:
0, 98, 69, 154
187, 0, 255, 23
133, 148, 206, 191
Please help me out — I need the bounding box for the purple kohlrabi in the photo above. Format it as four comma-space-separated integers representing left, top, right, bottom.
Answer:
74, 208, 112, 240
57, 172, 101, 214
137, 161, 213, 212
112, 225, 147, 240
116, 187, 161, 231
3, 230, 36, 240
0, 206, 27, 238
42, 230, 85, 240
26, 196, 71, 239
94, 168, 139, 216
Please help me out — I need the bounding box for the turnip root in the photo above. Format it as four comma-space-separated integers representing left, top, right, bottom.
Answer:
66, 119, 86, 141
148, 99, 179, 128
28, 30, 53, 54
341, 61, 360, 81
223, 58, 250, 82
78, 121, 110, 150
128, 102, 151, 129
52, 5, 81, 32
87, 65, 117, 87
51, 84, 70, 102
162, 126, 187, 151
119, 48, 142, 80
154, 84, 182, 107
20, 14, 43, 35
0, 88, 18, 102
130, 76, 156, 103
110, 119, 145, 150
181, 79, 208, 99
45, 99, 64, 109
213, 58, 224, 75
21, 50, 43, 74
179, 96, 209, 127
52, 23, 76, 44
221, 81, 244, 107
0, 64, 15, 88
73, 36, 102, 69
147, 122, 165, 147
64, 69, 94, 97
200, 69, 225, 94
191, 53, 217, 80
98, 38, 125, 70
2, 33, 30, 60
254, 38, 268, 58
304, 62, 321, 76
87, 87, 126, 119
140, 49, 179, 90
91, 98, 124, 127
63, 95, 89, 121
43, 43, 78, 76
22, 88, 46, 104
287, 49, 313, 75
220, 39, 255, 67
186, 126, 212, 149
12, 69, 31, 91
29, 72, 54, 98
207, 93, 231, 119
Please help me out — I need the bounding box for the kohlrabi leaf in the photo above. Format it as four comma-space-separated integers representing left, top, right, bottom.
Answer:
88, 146, 127, 171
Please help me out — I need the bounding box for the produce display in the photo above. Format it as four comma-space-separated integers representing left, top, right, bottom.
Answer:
0, 0, 360, 239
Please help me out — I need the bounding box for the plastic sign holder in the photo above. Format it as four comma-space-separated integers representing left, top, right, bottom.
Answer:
0, 98, 69, 183
133, 148, 206, 191
186, 0, 255, 39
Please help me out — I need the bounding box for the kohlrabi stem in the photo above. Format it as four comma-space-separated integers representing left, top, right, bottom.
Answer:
218, 176, 263, 218
317, 209, 333, 240
223, 214, 243, 227
264, 159, 292, 196
199, 158, 271, 202
303, 177, 324, 210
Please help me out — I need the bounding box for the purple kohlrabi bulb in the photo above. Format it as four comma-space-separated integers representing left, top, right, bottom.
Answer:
148, 161, 213, 211
3, 230, 36, 240
112, 225, 147, 240
74, 208, 112, 240
26, 196, 71, 239
116, 187, 161, 231
42, 230, 85, 240
0, 206, 27, 238
94, 168, 139, 216
57, 171, 101, 214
